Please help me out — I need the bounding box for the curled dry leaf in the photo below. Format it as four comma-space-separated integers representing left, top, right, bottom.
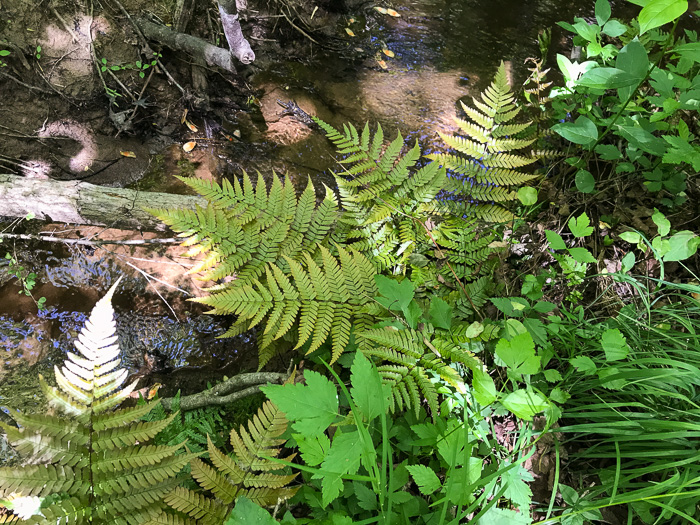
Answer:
120, 151, 136, 158
382, 48, 395, 58
185, 120, 198, 132
183, 141, 196, 152
345, 28, 356, 37
233, 129, 241, 138
375, 58, 388, 69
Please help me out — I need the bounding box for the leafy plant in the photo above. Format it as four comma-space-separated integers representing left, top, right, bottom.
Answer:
158, 390, 299, 524
551, 0, 698, 206
0, 48, 10, 67
0, 278, 194, 524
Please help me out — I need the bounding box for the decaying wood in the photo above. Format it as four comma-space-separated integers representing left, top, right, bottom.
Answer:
135, 17, 237, 73
0, 173, 206, 231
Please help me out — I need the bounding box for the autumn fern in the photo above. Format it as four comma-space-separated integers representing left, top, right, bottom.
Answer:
158, 398, 298, 524
0, 278, 193, 524
429, 61, 541, 222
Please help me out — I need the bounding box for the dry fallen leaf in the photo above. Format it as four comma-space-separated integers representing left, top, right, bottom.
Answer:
374, 6, 387, 14
120, 151, 136, 158
375, 58, 388, 69
348, 17, 355, 23
382, 48, 395, 58
183, 141, 196, 152
233, 129, 241, 138
345, 27, 356, 37
185, 120, 198, 132
386, 8, 400, 17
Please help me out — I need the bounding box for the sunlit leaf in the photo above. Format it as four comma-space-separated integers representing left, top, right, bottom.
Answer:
382, 48, 395, 58
183, 141, 197, 152
185, 120, 198, 132
386, 8, 400, 17
120, 151, 136, 158
345, 28, 356, 37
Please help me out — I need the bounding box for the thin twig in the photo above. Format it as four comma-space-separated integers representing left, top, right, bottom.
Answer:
123, 260, 183, 319
0, 71, 53, 94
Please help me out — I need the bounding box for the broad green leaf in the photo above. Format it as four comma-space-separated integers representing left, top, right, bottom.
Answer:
517, 186, 538, 205
261, 370, 338, 436
662, 135, 700, 170
570, 355, 597, 374
552, 116, 598, 147
294, 433, 330, 466
595, 0, 612, 25
575, 169, 596, 193
550, 388, 571, 403
601, 328, 629, 361
543, 368, 563, 382
476, 507, 532, 525
428, 296, 453, 330
663, 230, 700, 261
464, 321, 484, 338
406, 464, 441, 495
619, 231, 642, 244
545, 230, 567, 250
351, 351, 389, 421
602, 19, 628, 37
572, 19, 600, 42
490, 297, 529, 317
621, 251, 636, 272
353, 481, 377, 510
567, 247, 597, 264
495, 332, 540, 376
320, 430, 364, 506
577, 67, 638, 89
500, 463, 534, 510
616, 39, 649, 100
375, 275, 414, 311
568, 213, 594, 238
638, 0, 688, 35
225, 496, 278, 525
652, 208, 671, 236
472, 366, 497, 406
594, 144, 622, 160
404, 299, 423, 329
615, 125, 667, 156
501, 389, 549, 421
445, 457, 482, 506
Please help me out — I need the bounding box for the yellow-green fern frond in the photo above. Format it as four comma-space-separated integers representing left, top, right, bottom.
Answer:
0, 279, 191, 524
429, 61, 540, 222
163, 398, 298, 522
147, 174, 338, 284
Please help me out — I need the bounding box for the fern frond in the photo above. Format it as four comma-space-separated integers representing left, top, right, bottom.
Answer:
0, 279, 189, 524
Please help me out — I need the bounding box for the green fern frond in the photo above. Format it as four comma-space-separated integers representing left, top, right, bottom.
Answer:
195, 245, 377, 367
0, 279, 190, 524
164, 398, 299, 522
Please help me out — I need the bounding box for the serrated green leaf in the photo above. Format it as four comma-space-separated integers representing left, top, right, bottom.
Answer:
594, 144, 622, 160
568, 213, 594, 238
500, 463, 533, 510
545, 230, 567, 250
375, 275, 414, 312
406, 464, 441, 495
353, 480, 378, 510
424, 297, 451, 330
225, 496, 277, 525
495, 332, 540, 376
351, 352, 389, 422
501, 388, 549, 421
570, 355, 597, 374
601, 328, 629, 361
261, 371, 338, 437
543, 369, 563, 382
567, 247, 597, 264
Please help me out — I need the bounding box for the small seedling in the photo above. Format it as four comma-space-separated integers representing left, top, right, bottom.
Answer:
0, 49, 10, 67
35, 45, 41, 60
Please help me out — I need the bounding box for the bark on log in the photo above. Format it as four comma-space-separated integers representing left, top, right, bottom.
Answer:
135, 18, 237, 73
0, 174, 206, 231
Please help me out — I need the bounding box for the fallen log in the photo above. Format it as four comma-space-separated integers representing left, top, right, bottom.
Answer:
0, 173, 206, 231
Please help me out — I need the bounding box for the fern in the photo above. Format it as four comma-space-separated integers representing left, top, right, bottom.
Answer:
159, 398, 298, 524
429, 61, 541, 222
146, 173, 338, 284
357, 328, 486, 418
193, 245, 377, 368
0, 278, 194, 524
314, 118, 447, 272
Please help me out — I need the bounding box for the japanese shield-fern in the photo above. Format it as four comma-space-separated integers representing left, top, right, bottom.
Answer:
0, 278, 193, 524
